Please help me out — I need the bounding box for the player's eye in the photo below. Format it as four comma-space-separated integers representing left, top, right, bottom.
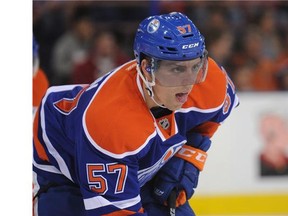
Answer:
191, 62, 202, 73
171, 66, 186, 74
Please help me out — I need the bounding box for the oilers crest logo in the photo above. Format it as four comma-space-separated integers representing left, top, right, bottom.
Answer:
147, 19, 160, 33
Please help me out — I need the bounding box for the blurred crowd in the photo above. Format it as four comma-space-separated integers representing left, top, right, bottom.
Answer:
33, 1, 288, 91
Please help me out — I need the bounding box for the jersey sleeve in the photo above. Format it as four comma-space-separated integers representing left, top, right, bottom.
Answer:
216, 66, 240, 123
189, 65, 239, 139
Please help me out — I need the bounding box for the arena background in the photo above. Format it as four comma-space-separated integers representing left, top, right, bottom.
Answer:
32, 1, 288, 215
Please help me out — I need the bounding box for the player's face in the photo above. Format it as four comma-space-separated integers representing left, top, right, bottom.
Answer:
151, 56, 207, 111
154, 51, 208, 87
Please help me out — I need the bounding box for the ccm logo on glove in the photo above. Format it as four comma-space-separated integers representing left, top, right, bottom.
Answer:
175, 145, 207, 171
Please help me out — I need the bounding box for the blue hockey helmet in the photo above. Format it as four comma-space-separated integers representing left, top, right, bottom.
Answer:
133, 12, 206, 64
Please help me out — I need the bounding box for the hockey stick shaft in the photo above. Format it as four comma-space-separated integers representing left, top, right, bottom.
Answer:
167, 189, 177, 216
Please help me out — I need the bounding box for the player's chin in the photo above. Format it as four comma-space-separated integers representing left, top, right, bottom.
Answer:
166, 101, 184, 111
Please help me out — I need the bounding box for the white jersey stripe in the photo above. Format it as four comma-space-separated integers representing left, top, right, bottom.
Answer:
33, 159, 62, 174
84, 194, 141, 210
176, 102, 223, 114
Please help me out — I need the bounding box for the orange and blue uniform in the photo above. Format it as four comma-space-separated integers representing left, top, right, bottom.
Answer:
33, 58, 238, 215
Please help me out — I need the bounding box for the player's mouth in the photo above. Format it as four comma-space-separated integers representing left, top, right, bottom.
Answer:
175, 92, 189, 103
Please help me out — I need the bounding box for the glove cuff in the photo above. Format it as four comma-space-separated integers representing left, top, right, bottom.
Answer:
175, 145, 207, 171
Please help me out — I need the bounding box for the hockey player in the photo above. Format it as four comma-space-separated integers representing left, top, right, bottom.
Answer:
33, 12, 239, 215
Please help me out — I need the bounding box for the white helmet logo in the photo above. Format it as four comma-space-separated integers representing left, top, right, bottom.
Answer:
182, 42, 199, 49
147, 19, 160, 33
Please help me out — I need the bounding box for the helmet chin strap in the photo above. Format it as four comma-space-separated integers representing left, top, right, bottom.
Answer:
136, 65, 166, 109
